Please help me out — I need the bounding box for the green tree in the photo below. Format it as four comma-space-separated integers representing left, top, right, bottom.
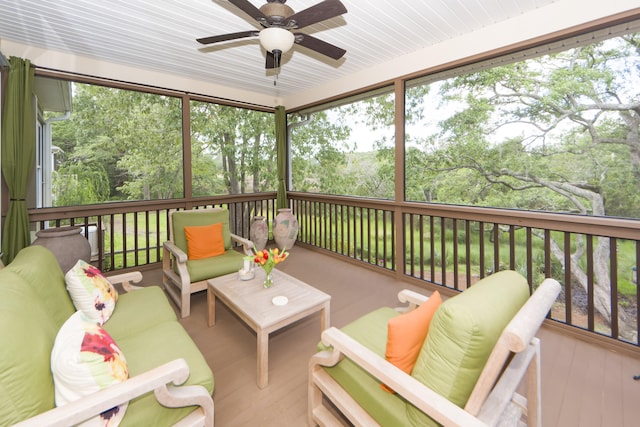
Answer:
408, 35, 640, 337
190, 102, 276, 196
51, 84, 183, 203
289, 111, 352, 194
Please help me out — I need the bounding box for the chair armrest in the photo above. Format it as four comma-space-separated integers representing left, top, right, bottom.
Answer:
106, 271, 143, 292
164, 241, 188, 264
231, 233, 255, 256
397, 289, 430, 310
502, 278, 561, 352
13, 358, 214, 427
317, 327, 487, 427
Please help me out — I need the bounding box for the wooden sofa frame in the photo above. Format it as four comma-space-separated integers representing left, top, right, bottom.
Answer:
308, 278, 561, 427
13, 272, 214, 427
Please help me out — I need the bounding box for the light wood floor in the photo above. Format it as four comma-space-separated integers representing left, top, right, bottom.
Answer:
140, 246, 640, 427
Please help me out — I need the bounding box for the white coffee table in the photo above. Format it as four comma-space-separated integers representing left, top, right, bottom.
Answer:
207, 268, 331, 389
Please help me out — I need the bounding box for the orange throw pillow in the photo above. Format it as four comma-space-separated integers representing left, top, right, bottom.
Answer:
184, 222, 225, 260
382, 290, 442, 392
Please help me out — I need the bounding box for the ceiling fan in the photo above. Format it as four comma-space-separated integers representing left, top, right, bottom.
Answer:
197, 0, 347, 70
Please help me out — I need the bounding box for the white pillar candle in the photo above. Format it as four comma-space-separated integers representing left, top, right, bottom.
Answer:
243, 259, 251, 273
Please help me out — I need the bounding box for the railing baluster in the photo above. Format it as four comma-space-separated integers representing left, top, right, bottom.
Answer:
453, 219, 459, 290
509, 225, 516, 270
587, 235, 595, 331
440, 217, 446, 286
419, 215, 424, 280
526, 227, 533, 292
636, 241, 640, 342
479, 221, 485, 279
544, 229, 552, 278
465, 221, 471, 286
564, 232, 572, 325
493, 223, 499, 274
611, 237, 619, 339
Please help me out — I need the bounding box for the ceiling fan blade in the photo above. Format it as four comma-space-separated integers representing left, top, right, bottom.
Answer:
285, 0, 347, 30
294, 33, 346, 60
228, 0, 271, 26
197, 30, 258, 45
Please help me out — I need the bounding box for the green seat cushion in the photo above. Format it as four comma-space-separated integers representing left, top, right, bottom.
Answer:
6, 245, 75, 329
116, 321, 214, 427
320, 307, 411, 427
0, 270, 58, 424
407, 270, 529, 426
186, 250, 245, 282
104, 286, 177, 340
172, 210, 232, 252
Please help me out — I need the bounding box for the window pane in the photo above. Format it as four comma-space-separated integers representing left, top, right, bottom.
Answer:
43, 81, 183, 206
190, 101, 275, 196
290, 89, 395, 199
405, 32, 640, 220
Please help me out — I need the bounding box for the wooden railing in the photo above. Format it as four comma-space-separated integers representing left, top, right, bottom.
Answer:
28, 193, 278, 272
28, 192, 640, 348
289, 193, 640, 348
290, 194, 396, 270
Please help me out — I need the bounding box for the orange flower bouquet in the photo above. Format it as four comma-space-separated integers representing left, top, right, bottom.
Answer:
250, 247, 289, 288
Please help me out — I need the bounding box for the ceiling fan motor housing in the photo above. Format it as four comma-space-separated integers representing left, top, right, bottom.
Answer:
259, 2, 294, 24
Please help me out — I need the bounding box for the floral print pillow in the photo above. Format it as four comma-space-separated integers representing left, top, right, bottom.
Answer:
65, 260, 118, 325
52, 311, 129, 426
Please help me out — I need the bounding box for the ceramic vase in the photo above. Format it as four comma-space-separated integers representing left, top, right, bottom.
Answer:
249, 216, 269, 251
273, 208, 298, 249
32, 226, 91, 273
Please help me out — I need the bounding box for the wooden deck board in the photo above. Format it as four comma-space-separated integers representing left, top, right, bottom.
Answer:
136, 245, 640, 426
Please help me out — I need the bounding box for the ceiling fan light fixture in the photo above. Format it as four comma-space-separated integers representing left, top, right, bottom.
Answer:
259, 27, 295, 54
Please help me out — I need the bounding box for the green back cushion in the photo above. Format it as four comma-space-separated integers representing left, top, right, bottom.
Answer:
6, 245, 75, 329
172, 210, 232, 253
320, 308, 412, 427
0, 270, 58, 424
103, 286, 177, 340
407, 270, 529, 426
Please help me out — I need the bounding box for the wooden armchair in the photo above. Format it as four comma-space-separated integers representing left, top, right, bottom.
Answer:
163, 208, 254, 317
309, 271, 561, 427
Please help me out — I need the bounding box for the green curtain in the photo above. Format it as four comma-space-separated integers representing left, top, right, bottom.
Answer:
1, 57, 35, 264
275, 105, 288, 210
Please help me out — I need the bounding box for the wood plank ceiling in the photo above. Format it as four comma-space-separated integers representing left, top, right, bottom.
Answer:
0, 0, 558, 99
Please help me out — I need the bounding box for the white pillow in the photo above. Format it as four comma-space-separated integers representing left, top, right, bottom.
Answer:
51, 311, 129, 426
65, 260, 118, 325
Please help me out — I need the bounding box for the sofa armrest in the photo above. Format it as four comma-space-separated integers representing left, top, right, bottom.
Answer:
13, 358, 213, 427
316, 327, 486, 427
231, 233, 255, 256
107, 271, 143, 292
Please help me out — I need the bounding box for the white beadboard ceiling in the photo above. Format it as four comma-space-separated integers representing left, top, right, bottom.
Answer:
1, 0, 566, 104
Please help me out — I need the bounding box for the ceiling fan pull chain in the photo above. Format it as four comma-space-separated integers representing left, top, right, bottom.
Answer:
273, 50, 281, 85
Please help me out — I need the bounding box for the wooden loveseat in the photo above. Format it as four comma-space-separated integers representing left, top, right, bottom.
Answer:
0, 245, 214, 426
